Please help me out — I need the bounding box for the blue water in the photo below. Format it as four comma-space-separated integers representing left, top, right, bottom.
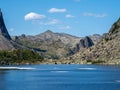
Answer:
0, 64, 120, 90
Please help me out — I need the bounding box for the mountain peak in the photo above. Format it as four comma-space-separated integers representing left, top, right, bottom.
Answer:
79, 36, 94, 49
0, 9, 11, 40
44, 30, 53, 34
0, 9, 14, 50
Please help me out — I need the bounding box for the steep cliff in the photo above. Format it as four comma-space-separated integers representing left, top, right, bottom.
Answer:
0, 10, 14, 50
72, 36, 94, 54
0, 10, 11, 40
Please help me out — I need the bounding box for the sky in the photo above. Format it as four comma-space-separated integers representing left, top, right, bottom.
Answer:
0, 0, 120, 37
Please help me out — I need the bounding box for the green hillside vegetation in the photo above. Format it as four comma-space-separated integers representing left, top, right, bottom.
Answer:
0, 49, 44, 65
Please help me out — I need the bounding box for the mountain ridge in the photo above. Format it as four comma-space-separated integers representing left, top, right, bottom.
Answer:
66, 18, 120, 64
0, 10, 102, 60
13, 29, 102, 59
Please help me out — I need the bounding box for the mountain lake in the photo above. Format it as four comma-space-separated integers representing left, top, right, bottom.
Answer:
0, 64, 120, 90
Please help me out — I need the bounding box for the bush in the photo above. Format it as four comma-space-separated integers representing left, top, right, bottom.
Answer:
0, 49, 44, 64
104, 38, 109, 42
92, 60, 105, 64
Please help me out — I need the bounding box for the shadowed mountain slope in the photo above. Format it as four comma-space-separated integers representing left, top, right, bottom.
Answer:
0, 10, 14, 50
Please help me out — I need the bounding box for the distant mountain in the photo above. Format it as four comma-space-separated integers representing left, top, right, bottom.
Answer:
0, 10, 102, 60
67, 18, 120, 64
13, 30, 81, 59
13, 29, 102, 59
36, 30, 81, 47
89, 34, 102, 44
72, 36, 94, 54
0, 10, 14, 50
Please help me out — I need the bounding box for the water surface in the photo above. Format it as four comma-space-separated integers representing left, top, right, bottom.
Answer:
0, 64, 120, 90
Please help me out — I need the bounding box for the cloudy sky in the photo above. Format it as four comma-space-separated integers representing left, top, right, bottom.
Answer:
0, 0, 120, 36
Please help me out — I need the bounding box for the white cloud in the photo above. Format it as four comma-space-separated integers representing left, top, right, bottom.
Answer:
83, 12, 107, 18
59, 25, 71, 30
48, 8, 67, 13
66, 14, 75, 18
24, 12, 46, 20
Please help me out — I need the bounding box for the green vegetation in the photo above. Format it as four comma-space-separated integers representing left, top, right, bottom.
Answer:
111, 18, 120, 34
86, 60, 105, 64
104, 38, 109, 42
0, 49, 44, 65
91, 60, 105, 64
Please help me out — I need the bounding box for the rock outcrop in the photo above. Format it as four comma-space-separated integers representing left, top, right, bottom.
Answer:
0, 9, 14, 50
79, 36, 94, 48
72, 36, 94, 53
0, 9, 11, 40
68, 18, 120, 64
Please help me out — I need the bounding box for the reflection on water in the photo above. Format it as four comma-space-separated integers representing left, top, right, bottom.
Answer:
0, 64, 120, 90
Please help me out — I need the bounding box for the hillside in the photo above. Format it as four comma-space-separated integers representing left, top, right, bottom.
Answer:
0, 10, 45, 65
66, 18, 120, 64
13, 30, 102, 59
0, 10, 34, 50
13, 30, 81, 59
0, 10, 14, 50
0, 9, 102, 61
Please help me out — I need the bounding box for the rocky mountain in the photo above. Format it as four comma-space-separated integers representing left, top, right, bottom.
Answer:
72, 36, 94, 54
89, 34, 102, 44
0, 10, 14, 50
79, 36, 94, 48
0, 10, 38, 51
0, 10, 102, 60
13, 30, 81, 59
13, 29, 102, 59
36, 30, 81, 47
67, 18, 120, 64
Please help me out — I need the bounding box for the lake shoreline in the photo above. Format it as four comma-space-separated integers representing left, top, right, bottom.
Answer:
1, 60, 120, 66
